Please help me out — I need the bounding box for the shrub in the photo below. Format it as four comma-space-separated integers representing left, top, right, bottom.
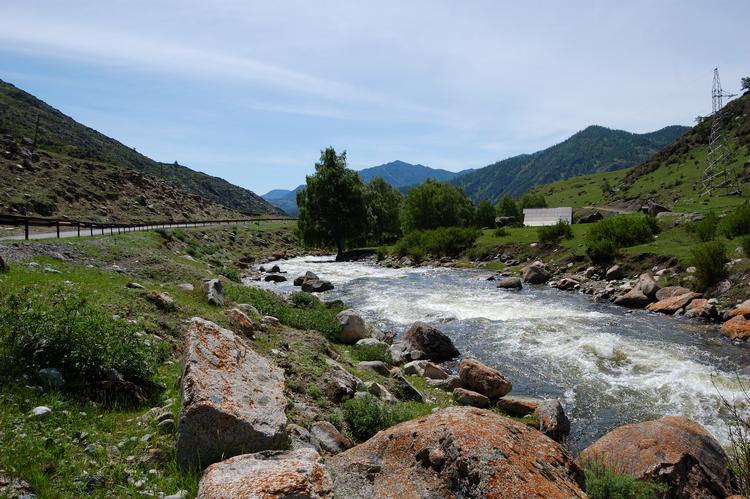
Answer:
686, 212, 719, 242
289, 291, 319, 309
741, 235, 750, 258
0, 290, 157, 389
537, 220, 573, 244
351, 344, 392, 364
394, 227, 481, 260
342, 395, 433, 441
586, 238, 619, 264
721, 205, 750, 238
305, 384, 323, 399
689, 240, 727, 291
493, 227, 508, 237
225, 285, 344, 338
217, 266, 242, 283
584, 462, 667, 499
375, 246, 387, 261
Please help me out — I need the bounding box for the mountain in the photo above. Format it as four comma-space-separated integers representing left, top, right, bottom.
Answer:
0, 79, 282, 216
262, 160, 465, 216
357, 160, 461, 187
452, 125, 690, 203
526, 91, 750, 214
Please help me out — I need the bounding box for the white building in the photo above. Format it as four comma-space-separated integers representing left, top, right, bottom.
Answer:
523, 207, 573, 227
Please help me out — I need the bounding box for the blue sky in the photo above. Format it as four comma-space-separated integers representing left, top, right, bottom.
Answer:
1, 1, 748, 194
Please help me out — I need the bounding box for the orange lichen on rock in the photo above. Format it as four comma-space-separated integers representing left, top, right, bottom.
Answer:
327, 406, 586, 498
721, 315, 750, 340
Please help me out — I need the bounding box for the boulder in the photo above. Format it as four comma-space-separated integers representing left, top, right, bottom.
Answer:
269, 264, 281, 273
534, 400, 570, 442
226, 308, 256, 338
613, 287, 650, 309
637, 273, 660, 299
311, 421, 354, 455
365, 381, 398, 403
336, 310, 372, 345
294, 271, 319, 286
148, 291, 177, 311
177, 318, 287, 470
646, 202, 670, 217
496, 395, 541, 417
392, 372, 423, 402
264, 274, 287, 283
196, 448, 332, 499
321, 362, 361, 402
605, 265, 623, 280
422, 362, 449, 380
578, 211, 603, 224
522, 262, 551, 284
684, 299, 717, 320
584, 266, 598, 279
728, 299, 750, 318
401, 322, 459, 362
38, 367, 65, 389
126, 282, 145, 289
496, 276, 523, 289
577, 416, 733, 498
646, 292, 701, 315
204, 279, 224, 306
721, 315, 750, 340
354, 338, 389, 353
427, 375, 462, 391
287, 424, 321, 453
301, 278, 334, 293
327, 407, 586, 498
656, 286, 693, 301
402, 360, 427, 376
458, 358, 512, 400
494, 216, 516, 227
556, 277, 580, 291
357, 361, 390, 376
453, 387, 490, 408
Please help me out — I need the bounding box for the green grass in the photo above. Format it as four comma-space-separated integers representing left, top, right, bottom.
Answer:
583, 462, 668, 499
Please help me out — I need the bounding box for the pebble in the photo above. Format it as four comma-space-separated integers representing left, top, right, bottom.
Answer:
140, 433, 153, 443
30, 406, 52, 418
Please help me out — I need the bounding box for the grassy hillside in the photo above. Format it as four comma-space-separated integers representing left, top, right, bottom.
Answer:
452, 125, 689, 203
529, 92, 750, 214
0, 80, 282, 216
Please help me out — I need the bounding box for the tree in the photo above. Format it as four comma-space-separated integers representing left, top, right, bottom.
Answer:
474, 200, 497, 227
601, 178, 613, 195
364, 177, 403, 243
400, 180, 474, 232
742, 77, 750, 93
297, 147, 368, 254
497, 194, 520, 219
519, 193, 547, 210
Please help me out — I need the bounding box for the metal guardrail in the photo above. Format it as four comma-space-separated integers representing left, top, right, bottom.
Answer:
0, 214, 295, 240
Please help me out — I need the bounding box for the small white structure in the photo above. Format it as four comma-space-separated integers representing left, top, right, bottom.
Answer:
523, 207, 573, 227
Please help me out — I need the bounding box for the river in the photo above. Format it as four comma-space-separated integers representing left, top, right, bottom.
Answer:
252, 255, 750, 452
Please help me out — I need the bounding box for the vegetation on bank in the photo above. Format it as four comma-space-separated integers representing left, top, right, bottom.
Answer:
583, 462, 668, 499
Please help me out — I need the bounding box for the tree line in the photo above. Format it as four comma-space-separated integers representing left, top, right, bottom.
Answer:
296, 147, 546, 254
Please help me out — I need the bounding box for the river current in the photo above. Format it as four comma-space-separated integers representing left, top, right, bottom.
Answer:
252, 255, 750, 451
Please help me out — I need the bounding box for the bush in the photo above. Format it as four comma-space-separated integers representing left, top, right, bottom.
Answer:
0, 290, 157, 389
351, 344, 392, 364
741, 235, 750, 258
585, 215, 658, 263
493, 227, 508, 237
721, 205, 750, 238
537, 220, 573, 244
689, 240, 727, 291
226, 285, 344, 338
289, 291, 319, 309
687, 212, 719, 242
394, 227, 481, 260
342, 395, 433, 441
217, 266, 242, 283
584, 462, 667, 499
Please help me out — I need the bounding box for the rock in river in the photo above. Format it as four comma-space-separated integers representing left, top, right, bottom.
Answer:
401, 321, 459, 362
327, 407, 586, 498
458, 358, 512, 400
578, 416, 733, 498
196, 448, 332, 499
177, 318, 287, 470
496, 276, 522, 289
522, 262, 551, 284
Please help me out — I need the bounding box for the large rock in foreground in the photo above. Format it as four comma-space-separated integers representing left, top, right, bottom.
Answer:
458, 358, 512, 400
646, 292, 701, 315
327, 407, 586, 498
401, 321, 459, 362
522, 262, 551, 284
578, 416, 733, 498
177, 318, 287, 470
721, 315, 750, 340
335, 309, 373, 344
196, 448, 332, 499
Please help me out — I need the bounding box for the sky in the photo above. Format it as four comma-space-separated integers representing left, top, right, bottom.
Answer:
1, 1, 748, 194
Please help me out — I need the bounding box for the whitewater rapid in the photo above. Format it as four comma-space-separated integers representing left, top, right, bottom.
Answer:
252, 255, 750, 451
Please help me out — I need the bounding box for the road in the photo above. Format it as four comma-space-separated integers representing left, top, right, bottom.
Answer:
0, 220, 284, 241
